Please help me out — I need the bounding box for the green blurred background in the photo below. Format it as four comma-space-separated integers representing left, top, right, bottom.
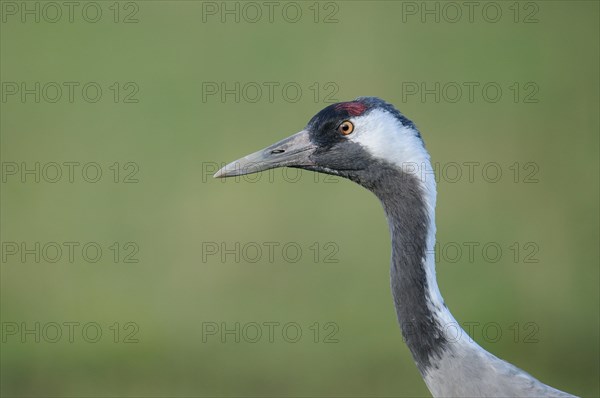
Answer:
1, 1, 598, 397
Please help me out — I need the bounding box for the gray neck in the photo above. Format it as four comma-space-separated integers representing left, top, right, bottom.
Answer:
349, 157, 573, 397
355, 162, 458, 374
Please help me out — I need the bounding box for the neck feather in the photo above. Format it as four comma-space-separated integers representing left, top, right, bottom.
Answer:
365, 156, 465, 374
368, 160, 569, 398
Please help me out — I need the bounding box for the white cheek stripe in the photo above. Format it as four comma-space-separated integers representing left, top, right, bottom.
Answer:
348, 109, 433, 183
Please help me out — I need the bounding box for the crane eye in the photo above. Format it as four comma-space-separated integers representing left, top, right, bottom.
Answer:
338, 121, 354, 136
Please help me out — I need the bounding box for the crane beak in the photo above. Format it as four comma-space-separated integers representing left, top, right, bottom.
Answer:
214, 130, 317, 178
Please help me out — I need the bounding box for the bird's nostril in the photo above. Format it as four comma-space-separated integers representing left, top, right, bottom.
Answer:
271, 149, 285, 154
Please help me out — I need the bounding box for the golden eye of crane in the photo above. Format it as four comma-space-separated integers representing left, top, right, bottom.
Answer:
338, 121, 354, 136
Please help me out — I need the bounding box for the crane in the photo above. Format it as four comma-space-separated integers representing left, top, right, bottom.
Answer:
214, 97, 576, 397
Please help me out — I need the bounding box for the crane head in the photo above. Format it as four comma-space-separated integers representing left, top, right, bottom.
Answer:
213, 97, 427, 184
